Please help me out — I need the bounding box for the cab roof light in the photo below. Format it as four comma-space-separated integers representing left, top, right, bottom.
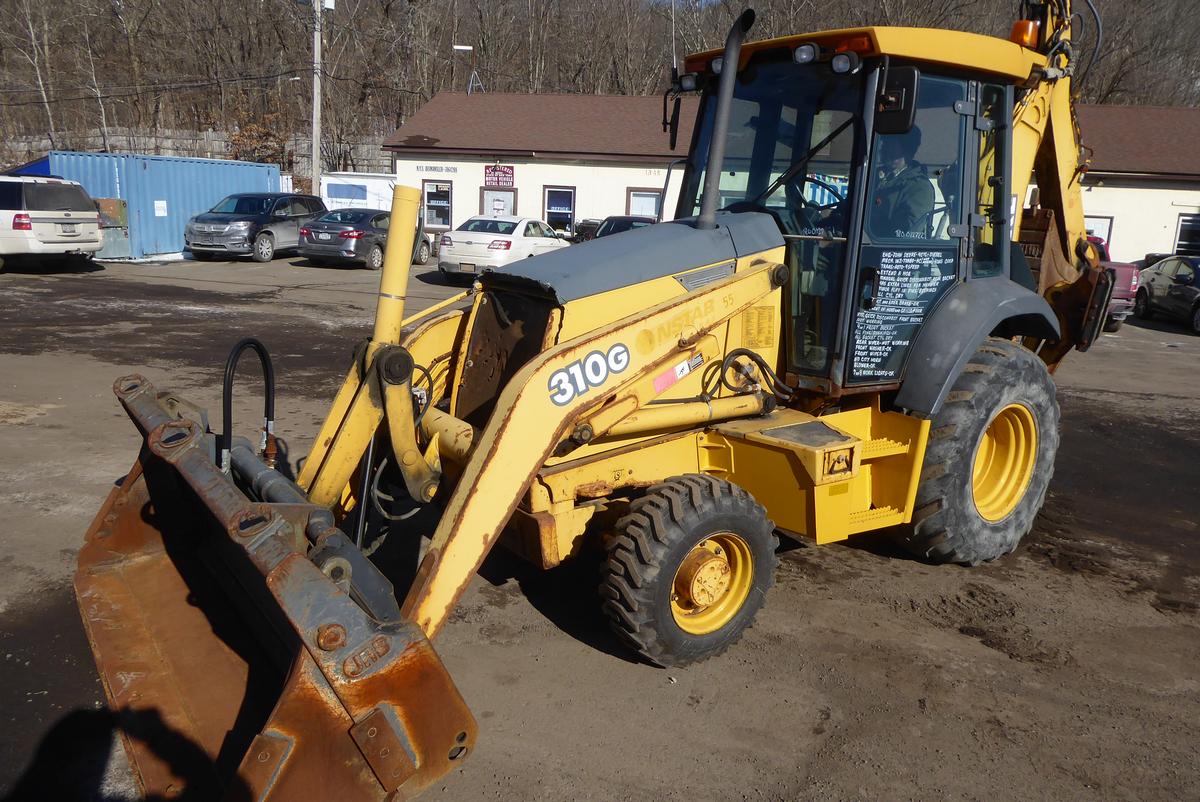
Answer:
835, 35, 872, 54
678, 72, 699, 92
831, 52, 862, 75
793, 43, 820, 64
1010, 19, 1040, 49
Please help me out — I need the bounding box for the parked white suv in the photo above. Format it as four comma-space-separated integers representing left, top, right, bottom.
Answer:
0, 176, 102, 264
438, 215, 569, 281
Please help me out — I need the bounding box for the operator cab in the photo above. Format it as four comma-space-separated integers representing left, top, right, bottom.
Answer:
675, 33, 1016, 398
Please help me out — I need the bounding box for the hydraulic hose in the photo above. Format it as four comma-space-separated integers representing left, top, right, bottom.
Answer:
220, 337, 275, 473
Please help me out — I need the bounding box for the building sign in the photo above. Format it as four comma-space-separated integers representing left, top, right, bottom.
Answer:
485, 165, 515, 188
416, 165, 458, 173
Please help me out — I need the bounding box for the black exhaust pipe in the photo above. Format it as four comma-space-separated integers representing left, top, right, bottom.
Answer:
697, 8, 755, 231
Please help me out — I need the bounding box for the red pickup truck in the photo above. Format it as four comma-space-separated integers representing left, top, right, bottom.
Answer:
1089, 236, 1140, 332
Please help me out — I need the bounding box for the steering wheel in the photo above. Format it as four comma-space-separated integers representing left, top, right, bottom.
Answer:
788, 174, 845, 212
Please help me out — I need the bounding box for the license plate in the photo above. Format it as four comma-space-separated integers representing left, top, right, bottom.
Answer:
318, 233, 331, 241
60, 223, 77, 234
460, 263, 476, 273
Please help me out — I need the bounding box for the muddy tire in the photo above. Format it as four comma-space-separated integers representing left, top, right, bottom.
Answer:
600, 475, 778, 667
892, 337, 1059, 566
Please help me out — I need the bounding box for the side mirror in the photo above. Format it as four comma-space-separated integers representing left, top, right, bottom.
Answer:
875, 65, 919, 135
273, 208, 287, 218
1173, 273, 1193, 284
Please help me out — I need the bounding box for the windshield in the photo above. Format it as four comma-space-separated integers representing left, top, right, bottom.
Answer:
680, 54, 865, 239
210, 196, 273, 215
24, 183, 94, 212
597, 218, 653, 237
458, 218, 518, 235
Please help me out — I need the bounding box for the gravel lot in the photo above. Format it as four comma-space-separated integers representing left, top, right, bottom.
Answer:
1, 254, 1197, 801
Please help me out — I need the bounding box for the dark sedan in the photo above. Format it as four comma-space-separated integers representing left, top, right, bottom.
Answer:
1135, 255, 1200, 334
595, 215, 656, 238
298, 209, 393, 270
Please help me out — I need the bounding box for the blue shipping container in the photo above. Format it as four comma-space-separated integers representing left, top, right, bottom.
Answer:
17, 151, 280, 258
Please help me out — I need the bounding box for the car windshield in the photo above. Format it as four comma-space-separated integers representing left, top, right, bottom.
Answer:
24, 183, 93, 212
458, 218, 518, 235
597, 218, 652, 237
210, 196, 273, 215
319, 210, 371, 224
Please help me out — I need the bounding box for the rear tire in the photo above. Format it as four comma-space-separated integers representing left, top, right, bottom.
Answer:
1134, 289, 1152, 320
600, 475, 778, 667
415, 240, 431, 266
1191, 304, 1200, 335
892, 337, 1059, 566
366, 245, 384, 271
252, 233, 274, 263
1103, 316, 1122, 333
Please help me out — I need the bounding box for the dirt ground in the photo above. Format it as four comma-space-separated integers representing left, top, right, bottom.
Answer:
0, 255, 1197, 801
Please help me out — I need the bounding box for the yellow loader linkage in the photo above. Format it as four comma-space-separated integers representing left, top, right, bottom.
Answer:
77, 2, 1110, 798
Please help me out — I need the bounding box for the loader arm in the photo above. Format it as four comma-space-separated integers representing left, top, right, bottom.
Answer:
404, 259, 789, 637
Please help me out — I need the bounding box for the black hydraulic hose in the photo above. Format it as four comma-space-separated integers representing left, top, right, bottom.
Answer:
1078, 0, 1103, 89
221, 337, 275, 473
697, 9, 755, 231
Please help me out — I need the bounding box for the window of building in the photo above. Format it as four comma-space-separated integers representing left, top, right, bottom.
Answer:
422, 181, 452, 228
1176, 214, 1200, 257
1085, 215, 1113, 248
480, 188, 517, 216
543, 186, 575, 232
626, 188, 662, 217
328, 183, 368, 205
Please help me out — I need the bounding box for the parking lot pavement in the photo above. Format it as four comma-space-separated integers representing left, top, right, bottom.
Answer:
1, 257, 1197, 800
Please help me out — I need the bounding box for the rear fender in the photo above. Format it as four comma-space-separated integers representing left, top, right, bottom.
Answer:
893, 278, 1059, 419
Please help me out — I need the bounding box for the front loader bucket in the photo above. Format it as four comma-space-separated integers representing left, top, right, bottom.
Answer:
74, 376, 476, 801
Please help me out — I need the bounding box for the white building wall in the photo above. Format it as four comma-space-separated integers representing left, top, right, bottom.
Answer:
391, 155, 684, 233
1081, 178, 1200, 262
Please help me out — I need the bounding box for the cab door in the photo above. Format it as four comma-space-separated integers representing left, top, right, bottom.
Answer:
843, 74, 972, 387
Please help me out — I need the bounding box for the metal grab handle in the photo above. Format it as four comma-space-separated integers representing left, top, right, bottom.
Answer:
221, 337, 275, 473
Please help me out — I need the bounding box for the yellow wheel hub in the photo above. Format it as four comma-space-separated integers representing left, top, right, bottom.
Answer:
972, 403, 1038, 522
671, 533, 753, 635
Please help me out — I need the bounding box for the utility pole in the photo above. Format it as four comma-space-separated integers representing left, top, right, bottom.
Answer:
311, 0, 322, 196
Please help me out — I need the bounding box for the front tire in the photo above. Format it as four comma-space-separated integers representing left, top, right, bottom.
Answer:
252, 233, 274, 263
1191, 304, 1200, 335
600, 475, 778, 667
892, 338, 1059, 566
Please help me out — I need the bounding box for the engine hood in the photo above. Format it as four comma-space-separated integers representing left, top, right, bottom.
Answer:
486, 212, 784, 303
191, 212, 257, 225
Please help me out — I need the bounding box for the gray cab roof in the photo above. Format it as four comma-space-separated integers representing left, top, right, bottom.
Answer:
489, 212, 783, 303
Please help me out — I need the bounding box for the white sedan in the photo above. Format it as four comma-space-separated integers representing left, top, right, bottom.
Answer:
438, 215, 569, 280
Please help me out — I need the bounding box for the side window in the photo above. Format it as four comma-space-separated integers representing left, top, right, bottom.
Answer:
865, 77, 966, 244
271, 198, 289, 215
372, 214, 389, 229
0, 182, 22, 210
1161, 259, 1180, 277
971, 84, 1011, 278
304, 197, 325, 214
538, 222, 555, 238
1177, 261, 1195, 283
287, 198, 309, 216
523, 222, 538, 238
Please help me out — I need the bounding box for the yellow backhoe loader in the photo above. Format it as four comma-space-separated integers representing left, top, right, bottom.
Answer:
76, 1, 1110, 797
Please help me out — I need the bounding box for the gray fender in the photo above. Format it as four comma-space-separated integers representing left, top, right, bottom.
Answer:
894, 278, 1060, 419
